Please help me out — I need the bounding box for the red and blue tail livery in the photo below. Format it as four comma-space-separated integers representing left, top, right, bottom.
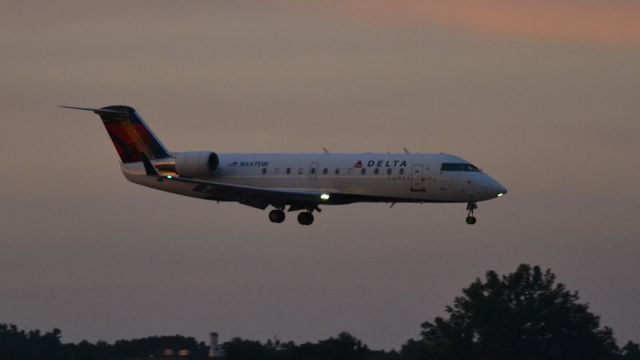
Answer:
61, 105, 170, 163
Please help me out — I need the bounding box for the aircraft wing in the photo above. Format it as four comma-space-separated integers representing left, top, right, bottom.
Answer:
167, 176, 330, 209
139, 154, 331, 209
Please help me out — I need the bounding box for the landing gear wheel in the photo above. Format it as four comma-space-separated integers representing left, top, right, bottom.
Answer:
465, 201, 478, 225
268, 209, 285, 223
297, 211, 314, 225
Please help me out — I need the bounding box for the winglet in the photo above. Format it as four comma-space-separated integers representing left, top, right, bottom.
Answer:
140, 153, 159, 176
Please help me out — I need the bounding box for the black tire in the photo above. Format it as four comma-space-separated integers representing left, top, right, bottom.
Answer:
269, 209, 285, 223
297, 212, 314, 225
466, 216, 477, 225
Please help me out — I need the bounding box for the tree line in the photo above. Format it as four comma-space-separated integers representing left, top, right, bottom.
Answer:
2, 264, 640, 360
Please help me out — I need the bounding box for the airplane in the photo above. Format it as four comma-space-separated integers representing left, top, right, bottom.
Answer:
61, 105, 507, 225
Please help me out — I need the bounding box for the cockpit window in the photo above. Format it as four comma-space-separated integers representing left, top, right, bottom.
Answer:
440, 163, 480, 172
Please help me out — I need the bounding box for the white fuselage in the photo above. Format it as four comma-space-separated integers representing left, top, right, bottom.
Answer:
62, 104, 507, 224
122, 152, 507, 205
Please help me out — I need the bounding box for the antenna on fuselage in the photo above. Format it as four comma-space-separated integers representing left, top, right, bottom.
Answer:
403, 147, 410, 154
322, 147, 329, 154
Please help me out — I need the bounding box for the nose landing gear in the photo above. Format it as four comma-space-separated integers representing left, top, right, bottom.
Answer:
466, 202, 477, 225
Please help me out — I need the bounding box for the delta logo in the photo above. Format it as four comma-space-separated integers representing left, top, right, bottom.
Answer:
354, 160, 408, 168
368, 160, 407, 167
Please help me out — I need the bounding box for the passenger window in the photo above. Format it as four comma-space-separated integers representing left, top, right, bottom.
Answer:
262, 168, 267, 175
361, 168, 366, 175
335, 168, 340, 175
399, 168, 404, 175
323, 168, 328, 175
286, 168, 291, 175
374, 168, 379, 175
387, 168, 392, 175
310, 168, 316, 175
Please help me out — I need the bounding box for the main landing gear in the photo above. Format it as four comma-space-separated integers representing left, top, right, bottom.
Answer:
268, 209, 285, 223
268, 208, 315, 225
466, 202, 478, 225
297, 211, 314, 226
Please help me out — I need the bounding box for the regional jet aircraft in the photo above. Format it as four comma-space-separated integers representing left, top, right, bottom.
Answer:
62, 105, 507, 225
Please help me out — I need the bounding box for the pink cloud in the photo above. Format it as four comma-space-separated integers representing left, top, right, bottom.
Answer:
313, 0, 640, 47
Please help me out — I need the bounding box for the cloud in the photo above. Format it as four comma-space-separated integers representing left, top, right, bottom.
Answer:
308, 0, 640, 47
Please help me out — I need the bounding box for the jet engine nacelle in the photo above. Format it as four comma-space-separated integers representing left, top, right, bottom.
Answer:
174, 151, 220, 177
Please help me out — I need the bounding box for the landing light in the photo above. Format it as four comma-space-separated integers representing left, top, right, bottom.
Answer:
320, 193, 330, 200
166, 175, 173, 179
497, 193, 504, 197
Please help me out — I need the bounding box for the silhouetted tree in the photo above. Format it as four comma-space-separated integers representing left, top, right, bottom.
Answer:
621, 341, 640, 360
403, 264, 620, 360
0, 323, 65, 360
294, 332, 370, 360
400, 338, 435, 360
223, 337, 274, 360
111, 335, 208, 358
221, 332, 383, 360
62, 339, 113, 360
368, 348, 402, 360
0, 324, 210, 360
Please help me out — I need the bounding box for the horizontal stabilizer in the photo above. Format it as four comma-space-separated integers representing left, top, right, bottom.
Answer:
59, 105, 126, 115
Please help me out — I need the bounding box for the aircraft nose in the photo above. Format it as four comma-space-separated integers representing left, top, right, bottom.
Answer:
484, 177, 507, 198
492, 180, 507, 198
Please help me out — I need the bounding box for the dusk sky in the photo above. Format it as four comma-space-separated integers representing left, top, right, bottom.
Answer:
1, 1, 639, 350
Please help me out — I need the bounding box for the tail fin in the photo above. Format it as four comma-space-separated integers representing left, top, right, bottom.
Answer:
61, 105, 171, 163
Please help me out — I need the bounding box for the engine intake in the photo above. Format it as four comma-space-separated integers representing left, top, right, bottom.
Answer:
174, 151, 219, 177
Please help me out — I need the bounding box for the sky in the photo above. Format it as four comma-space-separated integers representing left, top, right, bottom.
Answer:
1, 0, 639, 350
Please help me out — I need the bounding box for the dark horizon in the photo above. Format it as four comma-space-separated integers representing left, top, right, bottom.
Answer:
4, 263, 640, 359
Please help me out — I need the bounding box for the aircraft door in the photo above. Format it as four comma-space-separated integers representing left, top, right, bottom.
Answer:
410, 164, 426, 192
309, 161, 319, 180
